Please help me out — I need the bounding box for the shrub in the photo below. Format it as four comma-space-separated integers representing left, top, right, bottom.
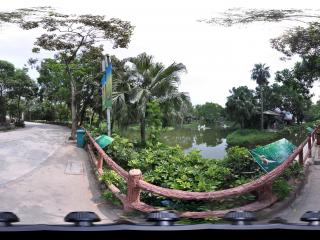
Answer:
223, 146, 262, 180
105, 134, 138, 170
100, 169, 127, 193
272, 177, 292, 200
128, 143, 232, 192
97, 133, 266, 211
283, 161, 304, 180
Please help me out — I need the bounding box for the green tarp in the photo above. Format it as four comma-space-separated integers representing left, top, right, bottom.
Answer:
95, 135, 114, 149
250, 138, 296, 173
306, 127, 314, 133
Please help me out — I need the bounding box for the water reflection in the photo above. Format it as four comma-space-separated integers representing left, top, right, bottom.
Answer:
121, 126, 229, 159
120, 125, 309, 161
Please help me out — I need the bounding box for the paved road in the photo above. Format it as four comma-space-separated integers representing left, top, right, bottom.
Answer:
0, 122, 121, 224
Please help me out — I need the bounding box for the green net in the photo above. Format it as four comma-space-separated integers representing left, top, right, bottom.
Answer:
250, 138, 296, 173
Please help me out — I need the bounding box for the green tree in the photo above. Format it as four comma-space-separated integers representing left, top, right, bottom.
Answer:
111, 55, 135, 130
7, 68, 37, 120
251, 63, 271, 130
260, 83, 283, 111
275, 68, 313, 123
11, 8, 134, 139
306, 100, 320, 121
127, 53, 188, 144
146, 100, 163, 145
195, 102, 223, 125
159, 91, 191, 127
271, 22, 320, 87
226, 86, 258, 129
36, 47, 105, 125
0, 60, 15, 124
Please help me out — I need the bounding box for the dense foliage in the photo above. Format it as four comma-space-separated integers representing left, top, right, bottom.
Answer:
99, 132, 304, 211
227, 124, 311, 147
225, 86, 259, 129
226, 129, 279, 147
0, 60, 37, 126
194, 102, 224, 125
100, 132, 265, 208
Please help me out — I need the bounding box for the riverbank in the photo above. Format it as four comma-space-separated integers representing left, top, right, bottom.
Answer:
226, 123, 314, 148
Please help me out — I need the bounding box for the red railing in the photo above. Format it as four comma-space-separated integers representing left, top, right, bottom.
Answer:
85, 126, 318, 218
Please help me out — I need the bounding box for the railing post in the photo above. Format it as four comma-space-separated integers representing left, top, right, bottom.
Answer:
97, 154, 103, 175
124, 169, 142, 211
299, 148, 304, 165
308, 134, 312, 158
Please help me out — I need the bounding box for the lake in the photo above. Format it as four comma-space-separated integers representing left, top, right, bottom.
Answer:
119, 124, 310, 160
121, 126, 230, 159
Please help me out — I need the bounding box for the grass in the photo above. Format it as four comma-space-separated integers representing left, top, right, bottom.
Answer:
226, 129, 279, 148
181, 122, 198, 129
226, 123, 313, 148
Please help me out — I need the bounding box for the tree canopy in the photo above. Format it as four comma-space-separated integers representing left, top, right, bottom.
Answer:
195, 102, 223, 125
0, 7, 134, 138
201, 8, 320, 26
226, 86, 258, 129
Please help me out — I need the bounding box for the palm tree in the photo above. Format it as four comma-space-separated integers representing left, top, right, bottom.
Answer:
127, 53, 188, 144
251, 63, 270, 130
226, 86, 258, 128
111, 56, 134, 130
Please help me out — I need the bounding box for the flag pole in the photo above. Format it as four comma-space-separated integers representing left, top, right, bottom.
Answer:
106, 55, 111, 137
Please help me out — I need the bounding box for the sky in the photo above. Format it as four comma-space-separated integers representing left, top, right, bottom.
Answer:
0, 0, 320, 107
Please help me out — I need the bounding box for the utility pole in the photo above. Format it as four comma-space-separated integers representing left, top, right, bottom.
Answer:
106, 55, 111, 137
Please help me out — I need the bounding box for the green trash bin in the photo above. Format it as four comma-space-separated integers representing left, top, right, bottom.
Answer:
95, 135, 114, 149
76, 129, 86, 148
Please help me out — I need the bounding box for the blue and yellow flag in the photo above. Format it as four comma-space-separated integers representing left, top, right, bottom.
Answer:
101, 63, 112, 111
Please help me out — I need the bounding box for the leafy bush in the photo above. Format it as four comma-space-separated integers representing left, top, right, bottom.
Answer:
146, 100, 163, 145
223, 146, 262, 180
84, 122, 107, 138
98, 134, 267, 209
105, 134, 138, 170
100, 169, 127, 206
283, 161, 304, 180
272, 177, 292, 200
100, 169, 127, 193
128, 143, 232, 192
102, 190, 122, 206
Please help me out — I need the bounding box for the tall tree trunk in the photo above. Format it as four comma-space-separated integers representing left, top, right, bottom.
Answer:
70, 80, 77, 139
90, 112, 95, 126
17, 96, 21, 121
66, 63, 77, 140
0, 95, 6, 124
79, 104, 87, 126
261, 86, 264, 130
140, 117, 146, 145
